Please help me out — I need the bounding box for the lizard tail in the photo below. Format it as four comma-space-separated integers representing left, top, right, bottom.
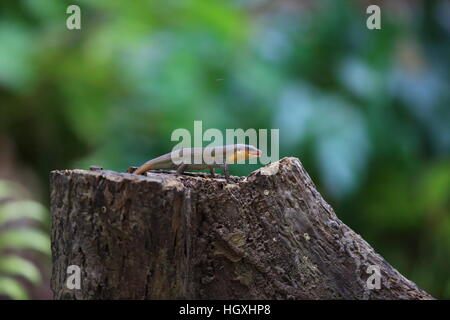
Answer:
134, 162, 153, 175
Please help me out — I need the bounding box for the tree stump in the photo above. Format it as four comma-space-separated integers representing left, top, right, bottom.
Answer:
50, 157, 433, 299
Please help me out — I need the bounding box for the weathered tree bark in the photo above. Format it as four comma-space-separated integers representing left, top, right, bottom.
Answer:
50, 157, 433, 299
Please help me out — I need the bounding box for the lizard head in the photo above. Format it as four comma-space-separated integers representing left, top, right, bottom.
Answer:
231, 144, 262, 163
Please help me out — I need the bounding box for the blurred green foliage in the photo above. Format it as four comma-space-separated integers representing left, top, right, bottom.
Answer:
0, 181, 50, 299
0, 0, 449, 298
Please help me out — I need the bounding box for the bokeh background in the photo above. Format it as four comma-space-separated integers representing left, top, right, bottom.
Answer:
0, 0, 449, 299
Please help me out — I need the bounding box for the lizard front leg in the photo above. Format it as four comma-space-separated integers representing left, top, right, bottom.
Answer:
176, 163, 188, 175
209, 167, 215, 178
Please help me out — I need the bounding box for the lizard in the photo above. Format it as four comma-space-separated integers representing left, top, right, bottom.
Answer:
133, 144, 262, 182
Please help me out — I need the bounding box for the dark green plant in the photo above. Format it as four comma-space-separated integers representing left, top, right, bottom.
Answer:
0, 180, 50, 299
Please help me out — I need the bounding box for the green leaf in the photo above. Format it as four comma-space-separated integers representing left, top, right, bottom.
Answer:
0, 276, 28, 300
0, 200, 48, 225
0, 180, 27, 199
0, 229, 50, 255
0, 256, 42, 284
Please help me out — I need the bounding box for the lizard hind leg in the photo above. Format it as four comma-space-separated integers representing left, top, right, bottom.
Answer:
222, 164, 230, 183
